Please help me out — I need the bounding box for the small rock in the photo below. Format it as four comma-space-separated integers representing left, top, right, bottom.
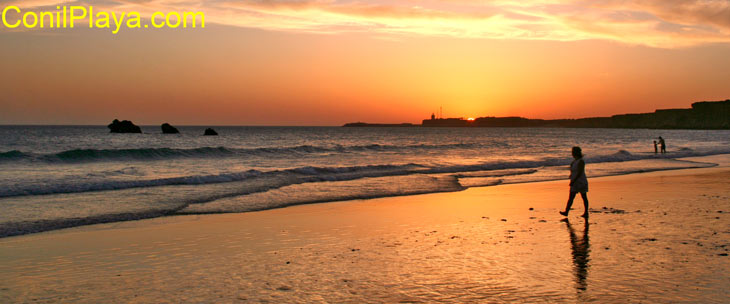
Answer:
161, 123, 180, 134
277, 285, 292, 291
108, 119, 141, 133
529, 207, 534, 211
204, 128, 218, 136
500, 219, 507, 222
719, 253, 728, 256
286, 261, 290, 264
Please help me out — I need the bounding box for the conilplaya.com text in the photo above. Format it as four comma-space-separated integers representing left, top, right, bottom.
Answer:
2, 6, 204, 34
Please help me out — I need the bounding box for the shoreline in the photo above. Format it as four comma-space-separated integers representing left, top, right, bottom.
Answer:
1, 161, 729, 302
1, 153, 728, 239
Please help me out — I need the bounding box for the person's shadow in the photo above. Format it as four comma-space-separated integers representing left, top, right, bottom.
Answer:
562, 218, 590, 292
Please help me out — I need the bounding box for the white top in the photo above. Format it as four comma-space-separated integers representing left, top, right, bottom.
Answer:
570, 157, 588, 192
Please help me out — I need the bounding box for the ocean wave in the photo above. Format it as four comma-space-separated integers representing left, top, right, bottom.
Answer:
453, 169, 538, 178
1, 153, 727, 238
0, 175, 466, 238
178, 175, 466, 214
3, 148, 729, 198
2, 143, 482, 163
0, 209, 178, 238
50, 147, 236, 161
3, 144, 718, 164
0, 169, 263, 197
0, 150, 31, 161
0, 163, 426, 198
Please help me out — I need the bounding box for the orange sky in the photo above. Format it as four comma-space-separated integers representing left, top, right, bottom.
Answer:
1, 0, 730, 125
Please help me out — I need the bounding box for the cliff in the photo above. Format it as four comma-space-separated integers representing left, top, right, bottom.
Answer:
345, 99, 730, 129
343, 122, 416, 127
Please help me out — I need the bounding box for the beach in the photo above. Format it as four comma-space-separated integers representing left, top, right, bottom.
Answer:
1, 155, 728, 303
5, 0, 730, 302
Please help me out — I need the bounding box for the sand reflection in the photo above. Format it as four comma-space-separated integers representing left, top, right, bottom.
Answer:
563, 218, 590, 292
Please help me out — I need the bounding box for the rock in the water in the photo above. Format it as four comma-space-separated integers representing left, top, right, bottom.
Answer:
161, 123, 180, 134
203, 128, 218, 136
108, 119, 141, 133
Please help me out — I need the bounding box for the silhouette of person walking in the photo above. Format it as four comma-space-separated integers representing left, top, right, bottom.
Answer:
560, 147, 589, 218
563, 218, 590, 291
653, 140, 658, 154
658, 136, 666, 154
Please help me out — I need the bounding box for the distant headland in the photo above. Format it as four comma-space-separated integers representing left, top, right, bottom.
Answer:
344, 99, 730, 129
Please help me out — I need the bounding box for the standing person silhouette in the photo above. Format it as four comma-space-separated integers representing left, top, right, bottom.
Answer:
653, 140, 658, 154
560, 147, 589, 218
658, 136, 666, 154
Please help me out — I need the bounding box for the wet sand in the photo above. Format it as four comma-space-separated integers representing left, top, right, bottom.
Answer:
1, 160, 729, 303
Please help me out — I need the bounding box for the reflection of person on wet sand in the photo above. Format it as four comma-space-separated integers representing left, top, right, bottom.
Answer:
563, 219, 590, 291
560, 147, 589, 218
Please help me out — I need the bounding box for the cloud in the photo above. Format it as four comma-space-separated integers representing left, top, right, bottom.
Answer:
4, 0, 730, 47
0, 0, 76, 8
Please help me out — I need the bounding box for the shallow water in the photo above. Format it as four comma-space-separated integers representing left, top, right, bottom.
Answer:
1, 126, 728, 237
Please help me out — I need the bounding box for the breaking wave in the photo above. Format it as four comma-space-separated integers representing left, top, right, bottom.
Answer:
3, 148, 729, 198
0, 143, 482, 163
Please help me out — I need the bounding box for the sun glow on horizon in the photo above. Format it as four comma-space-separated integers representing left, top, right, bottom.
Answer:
1, 1, 730, 125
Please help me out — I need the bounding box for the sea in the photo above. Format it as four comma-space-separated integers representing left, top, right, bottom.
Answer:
1, 125, 728, 237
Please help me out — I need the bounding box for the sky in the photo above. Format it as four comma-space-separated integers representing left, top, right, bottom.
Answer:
1, 0, 730, 125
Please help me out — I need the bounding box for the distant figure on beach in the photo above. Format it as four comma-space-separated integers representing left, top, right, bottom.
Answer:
653, 140, 658, 154
658, 136, 666, 153
560, 147, 589, 218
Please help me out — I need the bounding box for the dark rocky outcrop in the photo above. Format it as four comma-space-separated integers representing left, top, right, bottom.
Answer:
204, 128, 218, 136
343, 122, 415, 127
346, 99, 730, 130
454, 100, 730, 129
108, 119, 141, 133
161, 123, 180, 134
